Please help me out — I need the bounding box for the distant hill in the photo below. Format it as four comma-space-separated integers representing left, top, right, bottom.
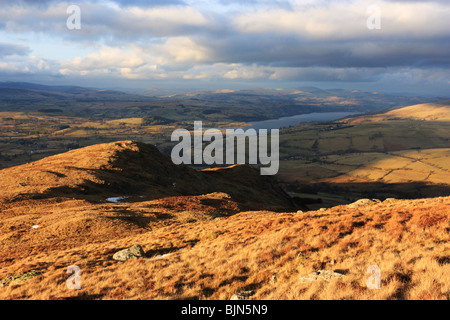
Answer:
0, 81, 153, 102
344, 100, 450, 123
0, 81, 446, 121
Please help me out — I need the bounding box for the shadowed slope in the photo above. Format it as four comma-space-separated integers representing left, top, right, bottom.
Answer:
0, 140, 297, 211
0, 141, 298, 266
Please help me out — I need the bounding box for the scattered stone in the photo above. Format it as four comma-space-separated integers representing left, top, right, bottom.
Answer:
230, 290, 255, 300
0, 270, 42, 287
113, 244, 144, 261
270, 273, 278, 285
296, 252, 308, 265
298, 270, 344, 283
319, 208, 326, 211
347, 199, 380, 209
297, 210, 303, 213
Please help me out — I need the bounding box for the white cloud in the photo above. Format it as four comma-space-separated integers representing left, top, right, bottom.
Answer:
0, 0, 449, 93
0, 55, 54, 74
231, 0, 450, 40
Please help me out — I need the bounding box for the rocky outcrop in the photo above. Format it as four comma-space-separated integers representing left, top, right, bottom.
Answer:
0, 141, 300, 212
0, 270, 42, 287
113, 244, 144, 261
347, 199, 381, 209
230, 290, 255, 300
298, 270, 344, 282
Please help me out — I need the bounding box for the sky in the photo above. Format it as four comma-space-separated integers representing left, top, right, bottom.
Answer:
0, 0, 449, 95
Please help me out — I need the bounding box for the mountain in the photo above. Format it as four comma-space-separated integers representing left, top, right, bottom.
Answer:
0, 180, 448, 299
0, 83, 448, 301
0, 81, 153, 102
0, 81, 89, 93
0, 143, 448, 300
0, 140, 298, 212
1, 82, 446, 122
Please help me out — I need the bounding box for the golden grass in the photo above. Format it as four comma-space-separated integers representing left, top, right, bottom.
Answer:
344, 102, 450, 122
279, 148, 450, 186
1, 195, 448, 300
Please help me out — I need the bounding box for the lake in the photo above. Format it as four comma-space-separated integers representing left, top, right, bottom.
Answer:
242, 111, 361, 130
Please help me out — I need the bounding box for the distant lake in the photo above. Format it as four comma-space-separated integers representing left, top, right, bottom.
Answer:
242, 111, 362, 130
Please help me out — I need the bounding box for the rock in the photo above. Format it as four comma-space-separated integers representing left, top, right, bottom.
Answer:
113, 244, 144, 261
298, 270, 344, 283
347, 199, 380, 209
1, 270, 42, 287
230, 290, 255, 300
297, 210, 303, 213
270, 273, 278, 285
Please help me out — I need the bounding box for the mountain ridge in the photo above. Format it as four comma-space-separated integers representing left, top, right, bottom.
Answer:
0, 140, 298, 212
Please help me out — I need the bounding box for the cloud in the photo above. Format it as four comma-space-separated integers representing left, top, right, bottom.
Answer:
231, 0, 450, 40
0, 0, 449, 94
0, 0, 185, 6
0, 43, 30, 57
112, 0, 186, 7
0, 55, 55, 75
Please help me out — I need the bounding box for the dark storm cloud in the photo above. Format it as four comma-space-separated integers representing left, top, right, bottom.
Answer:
194, 33, 450, 70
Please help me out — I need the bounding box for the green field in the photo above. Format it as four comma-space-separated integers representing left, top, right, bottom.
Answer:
1, 108, 450, 207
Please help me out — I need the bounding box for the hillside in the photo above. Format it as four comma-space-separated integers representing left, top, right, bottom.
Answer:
0, 82, 441, 121
0, 141, 296, 212
0, 82, 153, 102
276, 100, 450, 204
344, 101, 450, 123
0, 140, 448, 300
0, 191, 448, 299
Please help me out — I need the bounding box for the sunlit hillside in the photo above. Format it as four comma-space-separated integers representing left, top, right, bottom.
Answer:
0, 142, 448, 300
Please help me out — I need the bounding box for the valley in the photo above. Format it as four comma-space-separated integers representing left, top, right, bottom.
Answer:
2, 0, 449, 303
1, 93, 449, 208
0, 83, 449, 301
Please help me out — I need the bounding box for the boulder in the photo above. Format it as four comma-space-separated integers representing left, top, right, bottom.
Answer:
113, 244, 144, 261
230, 290, 255, 300
0, 270, 42, 287
347, 199, 380, 209
270, 273, 278, 285
299, 270, 344, 283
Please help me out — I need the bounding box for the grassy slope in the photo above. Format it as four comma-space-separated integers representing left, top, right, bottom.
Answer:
277, 101, 450, 188
0, 141, 449, 300
1, 101, 449, 300
346, 101, 450, 123
0, 195, 448, 300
